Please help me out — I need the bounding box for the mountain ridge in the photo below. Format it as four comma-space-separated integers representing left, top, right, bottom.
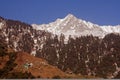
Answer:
32, 14, 120, 38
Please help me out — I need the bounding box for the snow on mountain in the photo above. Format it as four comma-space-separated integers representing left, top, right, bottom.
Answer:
0, 22, 3, 29
32, 14, 120, 38
100, 25, 120, 33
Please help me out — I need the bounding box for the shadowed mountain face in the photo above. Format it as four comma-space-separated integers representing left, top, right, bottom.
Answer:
0, 16, 120, 79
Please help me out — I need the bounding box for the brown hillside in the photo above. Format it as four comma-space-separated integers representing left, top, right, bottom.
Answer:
0, 51, 99, 79
14, 52, 66, 78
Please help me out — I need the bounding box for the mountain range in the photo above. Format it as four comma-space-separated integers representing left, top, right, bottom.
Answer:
0, 14, 120, 79
32, 14, 120, 39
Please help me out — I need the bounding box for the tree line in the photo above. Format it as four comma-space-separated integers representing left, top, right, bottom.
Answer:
38, 33, 120, 78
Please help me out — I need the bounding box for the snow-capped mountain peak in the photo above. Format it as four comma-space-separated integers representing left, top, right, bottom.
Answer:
32, 14, 120, 38
64, 14, 77, 20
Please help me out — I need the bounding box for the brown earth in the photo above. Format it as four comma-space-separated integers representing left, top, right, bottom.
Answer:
0, 51, 98, 79
14, 52, 67, 78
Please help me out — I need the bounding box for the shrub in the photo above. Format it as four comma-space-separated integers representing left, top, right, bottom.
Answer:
52, 75, 61, 79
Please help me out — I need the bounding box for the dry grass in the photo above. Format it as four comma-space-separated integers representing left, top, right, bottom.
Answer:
0, 52, 99, 79
14, 52, 66, 78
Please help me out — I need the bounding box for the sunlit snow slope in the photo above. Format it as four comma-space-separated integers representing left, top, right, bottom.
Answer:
32, 14, 120, 38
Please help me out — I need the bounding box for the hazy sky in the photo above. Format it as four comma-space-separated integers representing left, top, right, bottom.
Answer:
0, 0, 120, 25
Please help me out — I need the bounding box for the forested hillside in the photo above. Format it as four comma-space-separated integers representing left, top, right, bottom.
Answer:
0, 16, 120, 79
